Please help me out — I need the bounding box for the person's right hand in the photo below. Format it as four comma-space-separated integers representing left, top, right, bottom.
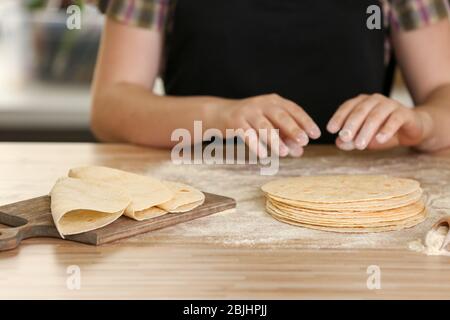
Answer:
216, 94, 321, 158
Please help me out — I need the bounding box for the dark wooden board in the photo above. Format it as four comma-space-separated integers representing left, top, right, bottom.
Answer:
0, 193, 236, 251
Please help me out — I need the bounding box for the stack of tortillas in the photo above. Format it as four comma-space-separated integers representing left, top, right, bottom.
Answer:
50, 166, 205, 237
261, 175, 427, 233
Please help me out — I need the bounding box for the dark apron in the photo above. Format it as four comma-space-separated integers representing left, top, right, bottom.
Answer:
162, 0, 388, 144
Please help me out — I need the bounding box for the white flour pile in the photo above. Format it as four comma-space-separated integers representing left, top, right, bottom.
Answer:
409, 226, 450, 256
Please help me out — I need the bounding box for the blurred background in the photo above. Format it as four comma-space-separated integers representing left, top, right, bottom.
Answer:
0, 0, 101, 142
0, 0, 413, 143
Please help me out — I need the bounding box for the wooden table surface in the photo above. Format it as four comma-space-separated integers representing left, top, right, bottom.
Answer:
0, 142, 450, 299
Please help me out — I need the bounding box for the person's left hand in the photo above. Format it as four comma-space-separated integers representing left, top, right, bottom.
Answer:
326, 94, 431, 151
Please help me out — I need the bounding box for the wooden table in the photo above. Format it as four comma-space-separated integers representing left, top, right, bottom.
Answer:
0, 142, 449, 299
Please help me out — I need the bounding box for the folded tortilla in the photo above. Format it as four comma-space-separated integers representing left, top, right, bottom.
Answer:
68, 166, 174, 221
158, 181, 205, 213
50, 177, 131, 237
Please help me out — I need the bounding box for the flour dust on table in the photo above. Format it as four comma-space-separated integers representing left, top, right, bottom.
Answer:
137, 151, 450, 250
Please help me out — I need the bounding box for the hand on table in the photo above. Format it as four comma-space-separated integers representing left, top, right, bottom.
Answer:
327, 94, 431, 151
219, 94, 321, 158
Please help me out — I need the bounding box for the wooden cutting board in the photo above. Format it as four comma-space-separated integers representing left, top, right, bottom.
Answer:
0, 192, 236, 251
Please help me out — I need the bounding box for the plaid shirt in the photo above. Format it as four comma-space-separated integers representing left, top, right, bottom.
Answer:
106, 0, 449, 31
106, 0, 171, 29
385, 0, 449, 30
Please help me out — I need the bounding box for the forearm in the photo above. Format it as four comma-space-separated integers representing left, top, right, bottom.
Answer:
91, 83, 227, 148
415, 83, 450, 152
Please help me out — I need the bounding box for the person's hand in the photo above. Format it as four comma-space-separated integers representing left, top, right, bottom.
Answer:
326, 94, 431, 151
218, 94, 321, 158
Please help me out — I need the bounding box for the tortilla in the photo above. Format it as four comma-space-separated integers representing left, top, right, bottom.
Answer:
261, 175, 426, 233
268, 206, 427, 233
266, 199, 425, 227
134, 206, 168, 220
266, 188, 423, 212
158, 181, 205, 213
50, 177, 131, 237
69, 166, 174, 221
267, 197, 425, 218
261, 175, 420, 203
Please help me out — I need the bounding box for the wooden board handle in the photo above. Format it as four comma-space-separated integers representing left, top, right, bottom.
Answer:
0, 226, 28, 251
0, 211, 31, 251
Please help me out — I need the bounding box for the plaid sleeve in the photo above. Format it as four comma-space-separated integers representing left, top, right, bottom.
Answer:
388, 0, 449, 31
106, 0, 170, 31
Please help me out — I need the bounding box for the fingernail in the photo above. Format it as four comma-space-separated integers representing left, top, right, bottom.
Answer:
355, 138, 367, 150
339, 129, 352, 142
280, 144, 289, 157
327, 122, 338, 134
285, 139, 302, 155
289, 146, 304, 157
376, 133, 388, 144
339, 141, 355, 151
296, 132, 309, 146
309, 127, 321, 139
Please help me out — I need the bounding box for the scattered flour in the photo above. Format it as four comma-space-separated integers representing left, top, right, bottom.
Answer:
128, 153, 450, 250
409, 226, 450, 256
